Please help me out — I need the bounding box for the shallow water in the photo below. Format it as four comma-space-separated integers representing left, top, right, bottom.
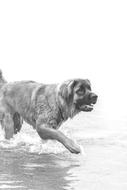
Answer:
0, 107, 127, 190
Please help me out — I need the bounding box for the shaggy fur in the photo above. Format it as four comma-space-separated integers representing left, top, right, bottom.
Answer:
0, 70, 23, 135
0, 73, 97, 154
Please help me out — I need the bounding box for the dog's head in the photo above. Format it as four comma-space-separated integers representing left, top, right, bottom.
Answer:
58, 79, 98, 114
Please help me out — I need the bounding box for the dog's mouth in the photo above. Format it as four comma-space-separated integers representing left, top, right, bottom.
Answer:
78, 99, 97, 112
75, 93, 98, 112
79, 103, 94, 112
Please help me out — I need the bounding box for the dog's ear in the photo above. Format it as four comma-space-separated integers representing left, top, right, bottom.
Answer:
59, 80, 77, 102
67, 80, 77, 96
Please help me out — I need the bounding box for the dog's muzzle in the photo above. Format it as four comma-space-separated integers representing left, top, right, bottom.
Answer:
78, 92, 98, 112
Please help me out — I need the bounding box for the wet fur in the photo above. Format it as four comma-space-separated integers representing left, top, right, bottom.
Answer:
0, 73, 96, 154
0, 71, 23, 135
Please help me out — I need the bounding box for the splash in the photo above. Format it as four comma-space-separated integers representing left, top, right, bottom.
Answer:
0, 124, 76, 154
1, 114, 127, 156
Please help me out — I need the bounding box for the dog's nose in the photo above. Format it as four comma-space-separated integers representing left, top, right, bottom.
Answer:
89, 93, 98, 103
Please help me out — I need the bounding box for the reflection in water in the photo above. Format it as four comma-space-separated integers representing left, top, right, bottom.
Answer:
0, 149, 80, 190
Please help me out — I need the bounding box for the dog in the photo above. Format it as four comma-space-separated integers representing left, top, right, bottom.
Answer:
0, 72, 98, 154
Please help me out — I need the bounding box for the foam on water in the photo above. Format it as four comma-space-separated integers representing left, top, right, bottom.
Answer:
0, 124, 73, 154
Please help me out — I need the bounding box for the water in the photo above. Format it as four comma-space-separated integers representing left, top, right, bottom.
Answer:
0, 106, 127, 190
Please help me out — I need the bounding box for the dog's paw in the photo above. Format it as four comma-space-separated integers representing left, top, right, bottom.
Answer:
65, 139, 81, 154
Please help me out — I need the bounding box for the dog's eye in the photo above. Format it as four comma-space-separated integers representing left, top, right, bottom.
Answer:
76, 89, 85, 95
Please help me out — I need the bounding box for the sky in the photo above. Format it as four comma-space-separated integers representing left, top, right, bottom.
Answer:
0, 0, 127, 119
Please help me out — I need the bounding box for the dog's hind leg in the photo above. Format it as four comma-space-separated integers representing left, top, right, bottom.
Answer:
1, 113, 14, 139
13, 112, 23, 134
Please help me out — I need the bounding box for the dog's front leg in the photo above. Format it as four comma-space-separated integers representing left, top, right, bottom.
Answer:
36, 124, 81, 154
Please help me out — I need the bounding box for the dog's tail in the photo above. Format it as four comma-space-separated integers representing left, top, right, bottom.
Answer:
0, 69, 7, 89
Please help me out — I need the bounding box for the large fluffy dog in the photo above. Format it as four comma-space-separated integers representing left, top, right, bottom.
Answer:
0, 72, 97, 154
